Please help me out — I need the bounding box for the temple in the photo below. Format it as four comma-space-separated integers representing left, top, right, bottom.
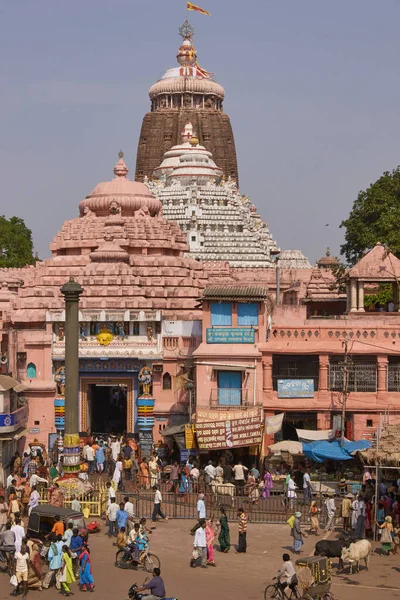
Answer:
135, 21, 239, 183
147, 123, 280, 267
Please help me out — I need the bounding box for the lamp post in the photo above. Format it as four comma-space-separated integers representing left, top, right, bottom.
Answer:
60, 277, 84, 477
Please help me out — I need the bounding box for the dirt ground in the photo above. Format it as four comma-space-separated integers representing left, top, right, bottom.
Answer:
1, 521, 400, 600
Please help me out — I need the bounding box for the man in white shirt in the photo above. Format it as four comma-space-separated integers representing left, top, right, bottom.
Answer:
302, 469, 312, 504
11, 518, 25, 553
82, 444, 89, 461
124, 495, 135, 534
111, 438, 121, 462
28, 486, 40, 515
151, 485, 167, 522
106, 481, 116, 508
6, 473, 15, 489
191, 521, 207, 568
215, 463, 224, 483
190, 493, 206, 535
85, 444, 95, 475
232, 461, 248, 496
71, 495, 81, 513
14, 541, 30, 598
287, 475, 298, 510
204, 461, 216, 486
276, 553, 297, 594
190, 466, 200, 493
107, 498, 119, 538
29, 473, 48, 489
324, 492, 336, 531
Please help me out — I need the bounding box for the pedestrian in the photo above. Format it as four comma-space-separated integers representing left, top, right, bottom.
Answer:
140, 458, 150, 489
355, 500, 366, 540
27, 539, 43, 591
377, 515, 394, 556
191, 520, 207, 568
107, 498, 119, 537
324, 493, 336, 532
86, 444, 95, 475
123, 455, 133, 481
116, 502, 129, 531
262, 470, 273, 499
47, 514, 65, 539
106, 481, 116, 509
12, 517, 25, 553
96, 441, 105, 474
42, 534, 63, 590
287, 475, 298, 510
218, 507, 230, 553
59, 545, 75, 596
0, 495, 9, 533
28, 485, 40, 515
302, 468, 312, 504
232, 461, 248, 496
341, 493, 353, 532
351, 494, 365, 530
393, 520, 400, 555
205, 519, 216, 566
112, 456, 123, 490
169, 461, 180, 492
124, 496, 135, 535
152, 485, 167, 522
79, 542, 95, 592
191, 493, 206, 535
190, 464, 200, 494
0, 521, 16, 554
250, 464, 260, 482
70, 528, 83, 578
149, 455, 159, 488
292, 511, 303, 554
63, 522, 74, 547
309, 500, 320, 535
12, 541, 30, 598
71, 495, 81, 513
236, 508, 247, 553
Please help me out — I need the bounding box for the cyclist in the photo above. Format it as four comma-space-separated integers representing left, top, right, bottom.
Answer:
275, 553, 298, 598
126, 522, 149, 564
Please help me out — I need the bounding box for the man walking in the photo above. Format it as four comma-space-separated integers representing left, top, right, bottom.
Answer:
302, 468, 312, 504
191, 520, 207, 568
43, 534, 63, 589
96, 441, 105, 474
324, 492, 336, 532
237, 508, 247, 553
12, 541, 30, 599
124, 496, 135, 535
86, 443, 95, 475
107, 498, 119, 537
152, 486, 167, 522
232, 461, 248, 496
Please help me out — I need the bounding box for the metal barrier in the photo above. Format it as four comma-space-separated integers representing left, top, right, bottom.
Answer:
37, 481, 109, 518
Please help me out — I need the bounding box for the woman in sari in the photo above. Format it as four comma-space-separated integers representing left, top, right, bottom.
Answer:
79, 543, 95, 592
140, 458, 150, 489
218, 507, 230, 553
309, 500, 320, 535
378, 516, 394, 555
27, 540, 43, 590
179, 470, 188, 495
49, 483, 65, 508
262, 470, 274, 499
244, 473, 260, 504
59, 545, 76, 597
205, 519, 216, 566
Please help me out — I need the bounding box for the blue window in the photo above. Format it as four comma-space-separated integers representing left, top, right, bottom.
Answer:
27, 362, 37, 378
237, 303, 259, 326
217, 371, 242, 405
210, 302, 232, 326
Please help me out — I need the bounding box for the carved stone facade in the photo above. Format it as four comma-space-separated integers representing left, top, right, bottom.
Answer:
135, 24, 239, 184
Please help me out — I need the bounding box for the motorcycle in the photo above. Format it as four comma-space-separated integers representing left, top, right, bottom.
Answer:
127, 578, 178, 600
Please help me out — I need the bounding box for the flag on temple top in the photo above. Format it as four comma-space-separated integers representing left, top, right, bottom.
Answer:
187, 2, 212, 16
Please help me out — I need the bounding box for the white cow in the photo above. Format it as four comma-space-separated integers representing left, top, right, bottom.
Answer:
341, 540, 371, 574
210, 481, 236, 507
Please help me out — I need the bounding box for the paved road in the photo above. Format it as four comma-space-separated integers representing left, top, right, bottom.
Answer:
1, 521, 399, 600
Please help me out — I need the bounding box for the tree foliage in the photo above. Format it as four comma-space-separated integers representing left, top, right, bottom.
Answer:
340, 167, 400, 265
0, 216, 36, 268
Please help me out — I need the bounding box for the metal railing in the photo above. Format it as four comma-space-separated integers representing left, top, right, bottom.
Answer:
388, 364, 400, 392
209, 388, 248, 407
329, 363, 377, 392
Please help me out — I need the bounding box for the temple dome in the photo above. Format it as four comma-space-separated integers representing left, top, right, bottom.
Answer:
149, 77, 224, 100
167, 147, 223, 186
79, 153, 162, 217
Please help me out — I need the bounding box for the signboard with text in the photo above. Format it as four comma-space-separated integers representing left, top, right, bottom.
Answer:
195, 416, 262, 450
206, 327, 255, 344
277, 379, 314, 398
185, 424, 196, 449
196, 407, 260, 423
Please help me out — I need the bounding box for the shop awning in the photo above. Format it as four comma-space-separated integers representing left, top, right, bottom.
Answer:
0, 375, 20, 392
268, 441, 303, 455
296, 429, 333, 443
302, 439, 372, 463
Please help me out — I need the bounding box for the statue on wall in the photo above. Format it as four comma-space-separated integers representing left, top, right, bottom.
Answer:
110, 201, 121, 215
138, 366, 153, 395
96, 327, 114, 346
55, 365, 66, 397
134, 205, 150, 218
57, 324, 65, 341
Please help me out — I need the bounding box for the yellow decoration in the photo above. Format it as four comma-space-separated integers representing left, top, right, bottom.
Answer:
96, 328, 114, 346
83, 506, 90, 519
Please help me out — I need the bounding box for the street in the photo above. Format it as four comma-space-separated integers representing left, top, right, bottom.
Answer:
2, 521, 399, 600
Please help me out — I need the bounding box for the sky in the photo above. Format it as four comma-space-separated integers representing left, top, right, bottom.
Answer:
1, 0, 400, 264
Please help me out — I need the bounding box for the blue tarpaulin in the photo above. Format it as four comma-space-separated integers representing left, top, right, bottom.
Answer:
302, 439, 372, 463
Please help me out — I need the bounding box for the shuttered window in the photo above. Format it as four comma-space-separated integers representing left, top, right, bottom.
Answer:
217, 371, 242, 405
210, 302, 232, 326
237, 303, 258, 326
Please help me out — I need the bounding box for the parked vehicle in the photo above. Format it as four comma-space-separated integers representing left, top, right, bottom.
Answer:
27, 505, 86, 540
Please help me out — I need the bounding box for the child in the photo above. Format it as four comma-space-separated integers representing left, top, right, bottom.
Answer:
116, 526, 127, 550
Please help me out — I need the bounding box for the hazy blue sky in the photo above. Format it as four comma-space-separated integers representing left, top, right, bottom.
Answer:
1, 0, 399, 263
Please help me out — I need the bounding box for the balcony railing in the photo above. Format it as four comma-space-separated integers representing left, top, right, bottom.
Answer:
0, 405, 29, 433
210, 388, 249, 408
388, 364, 400, 392
329, 364, 377, 392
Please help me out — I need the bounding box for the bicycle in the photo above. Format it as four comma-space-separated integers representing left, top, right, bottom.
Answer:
115, 546, 161, 573
264, 576, 299, 600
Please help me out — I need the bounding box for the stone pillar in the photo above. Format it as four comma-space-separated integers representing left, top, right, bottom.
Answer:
345, 281, 350, 313
377, 355, 388, 393
350, 279, 358, 312
319, 354, 329, 392
60, 277, 84, 477
357, 281, 365, 312
262, 356, 273, 392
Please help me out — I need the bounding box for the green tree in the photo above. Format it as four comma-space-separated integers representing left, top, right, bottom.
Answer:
0, 216, 36, 268
340, 167, 400, 264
